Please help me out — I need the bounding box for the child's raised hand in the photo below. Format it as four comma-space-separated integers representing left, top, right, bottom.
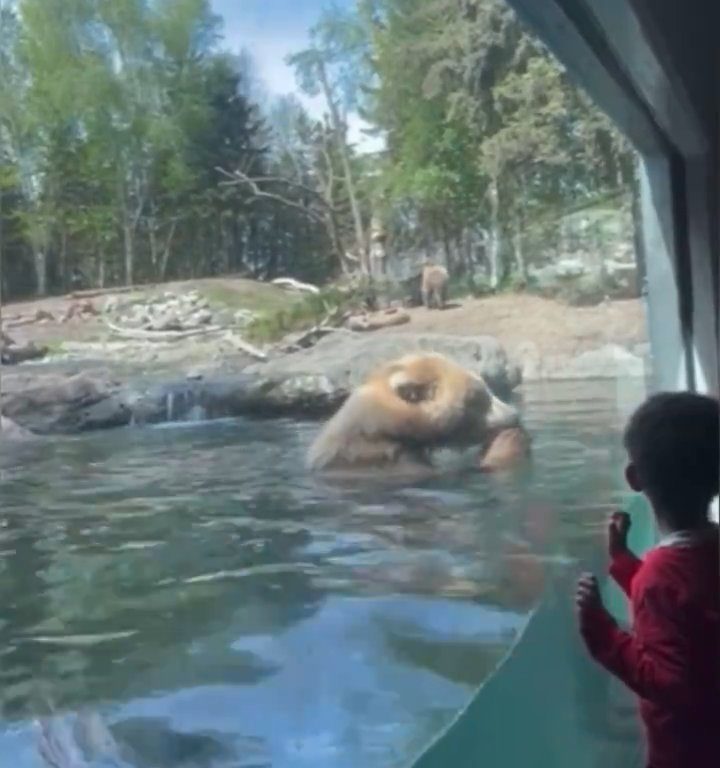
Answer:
575, 572, 603, 626
608, 510, 631, 558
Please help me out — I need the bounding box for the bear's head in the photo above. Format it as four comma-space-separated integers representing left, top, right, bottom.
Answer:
307, 352, 519, 471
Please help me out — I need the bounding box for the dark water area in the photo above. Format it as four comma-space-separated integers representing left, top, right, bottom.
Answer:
0, 378, 646, 767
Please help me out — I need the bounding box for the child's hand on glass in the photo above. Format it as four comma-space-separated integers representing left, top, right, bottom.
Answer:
575, 572, 603, 627
608, 510, 631, 558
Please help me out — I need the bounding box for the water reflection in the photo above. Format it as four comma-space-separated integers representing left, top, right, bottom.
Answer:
0, 379, 643, 767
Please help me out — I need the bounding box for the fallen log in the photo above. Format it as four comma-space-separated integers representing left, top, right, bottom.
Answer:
222, 331, 268, 361
104, 320, 224, 341
3, 317, 37, 329
69, 286, 136, 300
4, 309, 55, 328
277, 325, 336, 353
271, 277, 320, 295
346, 309, 411, 332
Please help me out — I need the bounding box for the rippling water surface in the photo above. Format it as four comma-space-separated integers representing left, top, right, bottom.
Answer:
0, 379, 645, 767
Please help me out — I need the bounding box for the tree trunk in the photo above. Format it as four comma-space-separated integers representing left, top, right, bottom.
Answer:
221, 217, 230, 274
33, 245, 47, 296
123, 220, 134, 287
119, 175, 144, 287
97, 251, 106, 289
488, 175, 501, 289
159, 219, 178, 281
0, 187, 4, 307
513, 215, 525, 281
148, 217, 158, 276
59, 229, 68, 291
441, 223, 453, 274
316, 59, 367, 273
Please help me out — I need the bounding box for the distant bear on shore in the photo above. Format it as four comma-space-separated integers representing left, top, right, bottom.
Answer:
421, 264, 449, 309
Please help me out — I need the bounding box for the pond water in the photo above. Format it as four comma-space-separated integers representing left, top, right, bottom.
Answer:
0, 378, 645, 768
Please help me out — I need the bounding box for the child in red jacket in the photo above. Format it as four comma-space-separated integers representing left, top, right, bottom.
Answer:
576, 391, 719, 768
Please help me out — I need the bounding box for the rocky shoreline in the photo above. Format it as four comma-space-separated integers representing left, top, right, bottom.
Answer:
0, 331, 649, 438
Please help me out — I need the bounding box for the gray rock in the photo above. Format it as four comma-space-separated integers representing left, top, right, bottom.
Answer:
149, 313, 183, 332
562, 344, 646, 379
0, 415, 37, 441
1, 332, 521, 434
189, 309, 213, 326
530, 257, 639, 304
1, 371, 132, 434
0, 333, 647, 436
516, 342, 649, 381
244, 331, 522, 411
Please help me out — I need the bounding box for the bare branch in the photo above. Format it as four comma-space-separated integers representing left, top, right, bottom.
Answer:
215, 167, 334, 224
217, 168, 322, 197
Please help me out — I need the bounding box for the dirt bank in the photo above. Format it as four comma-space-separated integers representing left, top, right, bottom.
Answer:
374, 294, 647, 359
2, 279, 647, 362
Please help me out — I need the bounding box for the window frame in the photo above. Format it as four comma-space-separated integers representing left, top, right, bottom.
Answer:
504, 0, 719, 395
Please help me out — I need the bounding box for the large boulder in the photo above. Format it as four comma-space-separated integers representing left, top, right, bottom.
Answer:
1, 331, 48, 365
513, 342, 646, 381
243, 332, 521, 414
0, 415, 37, 441
1, 370, 132, 434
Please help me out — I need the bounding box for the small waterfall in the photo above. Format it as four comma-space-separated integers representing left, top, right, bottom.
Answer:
166, 391, 176, 422
160, 385, 209, 424
133, 379, 238, 427
186, 404, 207, 422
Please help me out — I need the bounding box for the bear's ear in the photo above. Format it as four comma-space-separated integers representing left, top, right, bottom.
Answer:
395, 382, 432, 404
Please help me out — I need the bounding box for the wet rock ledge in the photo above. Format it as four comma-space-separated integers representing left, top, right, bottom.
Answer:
0, 333, 520, 436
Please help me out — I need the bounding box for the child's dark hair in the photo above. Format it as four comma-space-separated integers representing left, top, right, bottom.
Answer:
623, 391, 719, 523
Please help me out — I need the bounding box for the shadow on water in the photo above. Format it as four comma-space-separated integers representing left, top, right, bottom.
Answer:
0, 379, 645, 767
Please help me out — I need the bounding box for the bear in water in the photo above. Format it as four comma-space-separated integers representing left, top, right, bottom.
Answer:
307, 352, 520, 472
477, 425, 532, 472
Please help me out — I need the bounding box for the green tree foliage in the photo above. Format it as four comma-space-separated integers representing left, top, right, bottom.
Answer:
0, 0, 635, 301
363, 0, 634, 284
0, 0, 288, 298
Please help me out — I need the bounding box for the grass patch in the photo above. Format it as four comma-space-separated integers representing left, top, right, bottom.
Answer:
199, 279, 294, 314
42, 339, 67, 355
245, 285, 362, 344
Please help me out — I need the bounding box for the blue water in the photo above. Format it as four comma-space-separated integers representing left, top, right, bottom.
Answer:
0, 378, 644, 767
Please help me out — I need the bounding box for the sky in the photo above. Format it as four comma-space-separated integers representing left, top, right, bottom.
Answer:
209, 0, 382, 152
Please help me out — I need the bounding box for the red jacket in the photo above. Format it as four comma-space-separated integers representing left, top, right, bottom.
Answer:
580, 525, 720, 768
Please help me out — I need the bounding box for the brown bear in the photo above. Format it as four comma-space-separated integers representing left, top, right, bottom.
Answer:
477, 426, 532, 472
421, 263, 449, 309
307, 352, 520, 472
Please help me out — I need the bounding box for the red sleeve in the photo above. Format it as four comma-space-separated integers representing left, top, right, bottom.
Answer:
579, 579, 692, 708
608, 549, 643, 597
